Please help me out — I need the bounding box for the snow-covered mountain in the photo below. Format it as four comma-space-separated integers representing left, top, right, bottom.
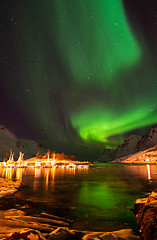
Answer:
98, 135, 141, 162
114, 134, 141, 158
112, 144, 157, 164
0, 125, 48, 161
99, 127, 157, 162
135, 127, 157, 151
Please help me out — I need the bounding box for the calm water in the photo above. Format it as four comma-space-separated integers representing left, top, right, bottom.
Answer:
0, 164, 157, 232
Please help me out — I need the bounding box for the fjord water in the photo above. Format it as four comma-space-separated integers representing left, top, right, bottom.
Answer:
0, 164, 157, 231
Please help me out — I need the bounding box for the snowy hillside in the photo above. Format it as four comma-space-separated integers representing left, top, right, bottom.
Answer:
99, 127, 157, 162
136, 127, 157, 151
114, 135, 141, 158
0, 126, 47, 161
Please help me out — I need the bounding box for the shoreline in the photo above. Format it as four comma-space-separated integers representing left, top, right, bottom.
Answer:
0, 178, 21, 198
0, 178, 140, 240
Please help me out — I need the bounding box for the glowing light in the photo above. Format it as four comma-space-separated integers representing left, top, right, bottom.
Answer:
34, 168, 42, 178
71, 104, 157, 147
45, 169, 49, 188
16, 168, 23, 181
5, 168, 14, 179
54, 0, 141, 83
147, 164, 151, 181
11, 0, 157, 150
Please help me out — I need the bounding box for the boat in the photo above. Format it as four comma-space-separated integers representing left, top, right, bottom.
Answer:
61, 165, 67, 168
50, 153, 56, 166
77, 165, 84, 168
44, 152, 52, 168
35, 160, 42, 168
67, 163, 76, 168
16, 152, 27, 168
5, 150, 15, 168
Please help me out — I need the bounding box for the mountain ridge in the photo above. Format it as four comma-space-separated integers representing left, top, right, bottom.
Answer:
98, 127, 157, 162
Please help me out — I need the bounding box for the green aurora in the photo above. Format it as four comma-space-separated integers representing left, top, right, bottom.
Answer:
54, 0, 140, 83
2, 0, 157, 152
71, 103, 157, 147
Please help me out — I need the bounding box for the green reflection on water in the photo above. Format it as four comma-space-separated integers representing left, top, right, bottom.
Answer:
71, 170, 138, 231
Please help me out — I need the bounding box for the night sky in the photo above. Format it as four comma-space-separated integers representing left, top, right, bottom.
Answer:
1, 0, 157, 159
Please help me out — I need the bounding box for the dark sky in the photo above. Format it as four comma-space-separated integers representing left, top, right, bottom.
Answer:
1, 0, 157, 160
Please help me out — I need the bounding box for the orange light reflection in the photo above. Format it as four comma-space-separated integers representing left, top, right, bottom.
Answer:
16, 168, 23, 182
5, 168, 14, 179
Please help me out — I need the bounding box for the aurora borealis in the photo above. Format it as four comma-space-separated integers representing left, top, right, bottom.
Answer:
1, 0, 157, 158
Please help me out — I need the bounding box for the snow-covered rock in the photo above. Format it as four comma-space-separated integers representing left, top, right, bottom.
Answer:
114, 135, 141, 158
0, 178, 21, 197
0, 125, 19, 160
5, 229, 45, 240
136, 127, 157, 152
131, 190, 157, 240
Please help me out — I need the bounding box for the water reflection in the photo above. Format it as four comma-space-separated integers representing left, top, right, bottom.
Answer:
0, 166, 89, 186
2, 168, 15, 179
0, 164, 157, 185
16, 168, 24, 181
0, 164, 157, 232
147, 164, 151, 181
72, 164, 157, 231
34, 168, 42, 178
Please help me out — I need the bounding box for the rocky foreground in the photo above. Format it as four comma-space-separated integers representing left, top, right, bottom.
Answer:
3, 191, 157, 240
131, 190, 157, 240
1, 180, 157, 239
0, 180, 141, 240
3, 228, 140, 240
0, 203, 140, 240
